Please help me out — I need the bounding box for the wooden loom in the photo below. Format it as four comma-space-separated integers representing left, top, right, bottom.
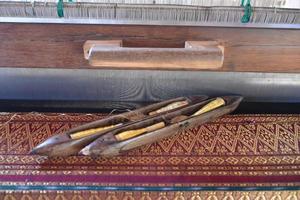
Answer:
0, 1, 299, 99
0, 0, 299, 155
0, 0, 299, 72
1, 2, 300, 199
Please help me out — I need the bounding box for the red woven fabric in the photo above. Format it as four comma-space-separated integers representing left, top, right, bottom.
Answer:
0, 113, 299, 199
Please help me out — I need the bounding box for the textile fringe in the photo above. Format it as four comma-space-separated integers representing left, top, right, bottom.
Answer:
0, 1, 299, 24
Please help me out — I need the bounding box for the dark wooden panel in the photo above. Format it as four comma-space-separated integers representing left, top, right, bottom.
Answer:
0, 22, 299, 72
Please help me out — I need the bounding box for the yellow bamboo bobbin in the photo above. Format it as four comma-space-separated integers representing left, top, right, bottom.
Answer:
192, 97, 225, 116
116, 122, 165, 141
70, 124, 122, 139
149, 100, 189, 116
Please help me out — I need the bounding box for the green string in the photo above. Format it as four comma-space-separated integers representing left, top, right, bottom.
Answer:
57, 0, 64, 18
241, 0, 252, 23
57, 0, 74, 18
240, 0, 245, 6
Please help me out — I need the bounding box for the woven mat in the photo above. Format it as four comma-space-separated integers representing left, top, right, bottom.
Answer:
0, 113, 300, 199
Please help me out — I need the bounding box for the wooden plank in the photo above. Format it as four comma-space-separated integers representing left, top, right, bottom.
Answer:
0, 21, 299, 72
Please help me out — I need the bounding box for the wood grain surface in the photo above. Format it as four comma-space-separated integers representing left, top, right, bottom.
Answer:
0, 22, 300, 72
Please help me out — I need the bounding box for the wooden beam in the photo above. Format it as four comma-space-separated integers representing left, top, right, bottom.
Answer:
0, 20, 299, 72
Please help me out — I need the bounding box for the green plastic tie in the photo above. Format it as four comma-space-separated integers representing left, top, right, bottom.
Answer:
241, 0, 252, 23
240, 0, 245, 6
57, 0, 74, 18
57, 0, 64, 18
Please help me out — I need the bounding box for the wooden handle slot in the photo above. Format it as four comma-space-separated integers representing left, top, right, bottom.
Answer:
83, 40, 224, 70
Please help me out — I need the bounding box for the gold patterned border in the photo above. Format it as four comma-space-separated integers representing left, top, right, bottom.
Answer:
1, 190, 300, 200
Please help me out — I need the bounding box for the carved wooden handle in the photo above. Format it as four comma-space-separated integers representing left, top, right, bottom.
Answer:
83, 40, 224, 70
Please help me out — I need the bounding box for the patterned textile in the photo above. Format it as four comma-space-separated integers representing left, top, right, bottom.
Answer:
0, 113, 300, 199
